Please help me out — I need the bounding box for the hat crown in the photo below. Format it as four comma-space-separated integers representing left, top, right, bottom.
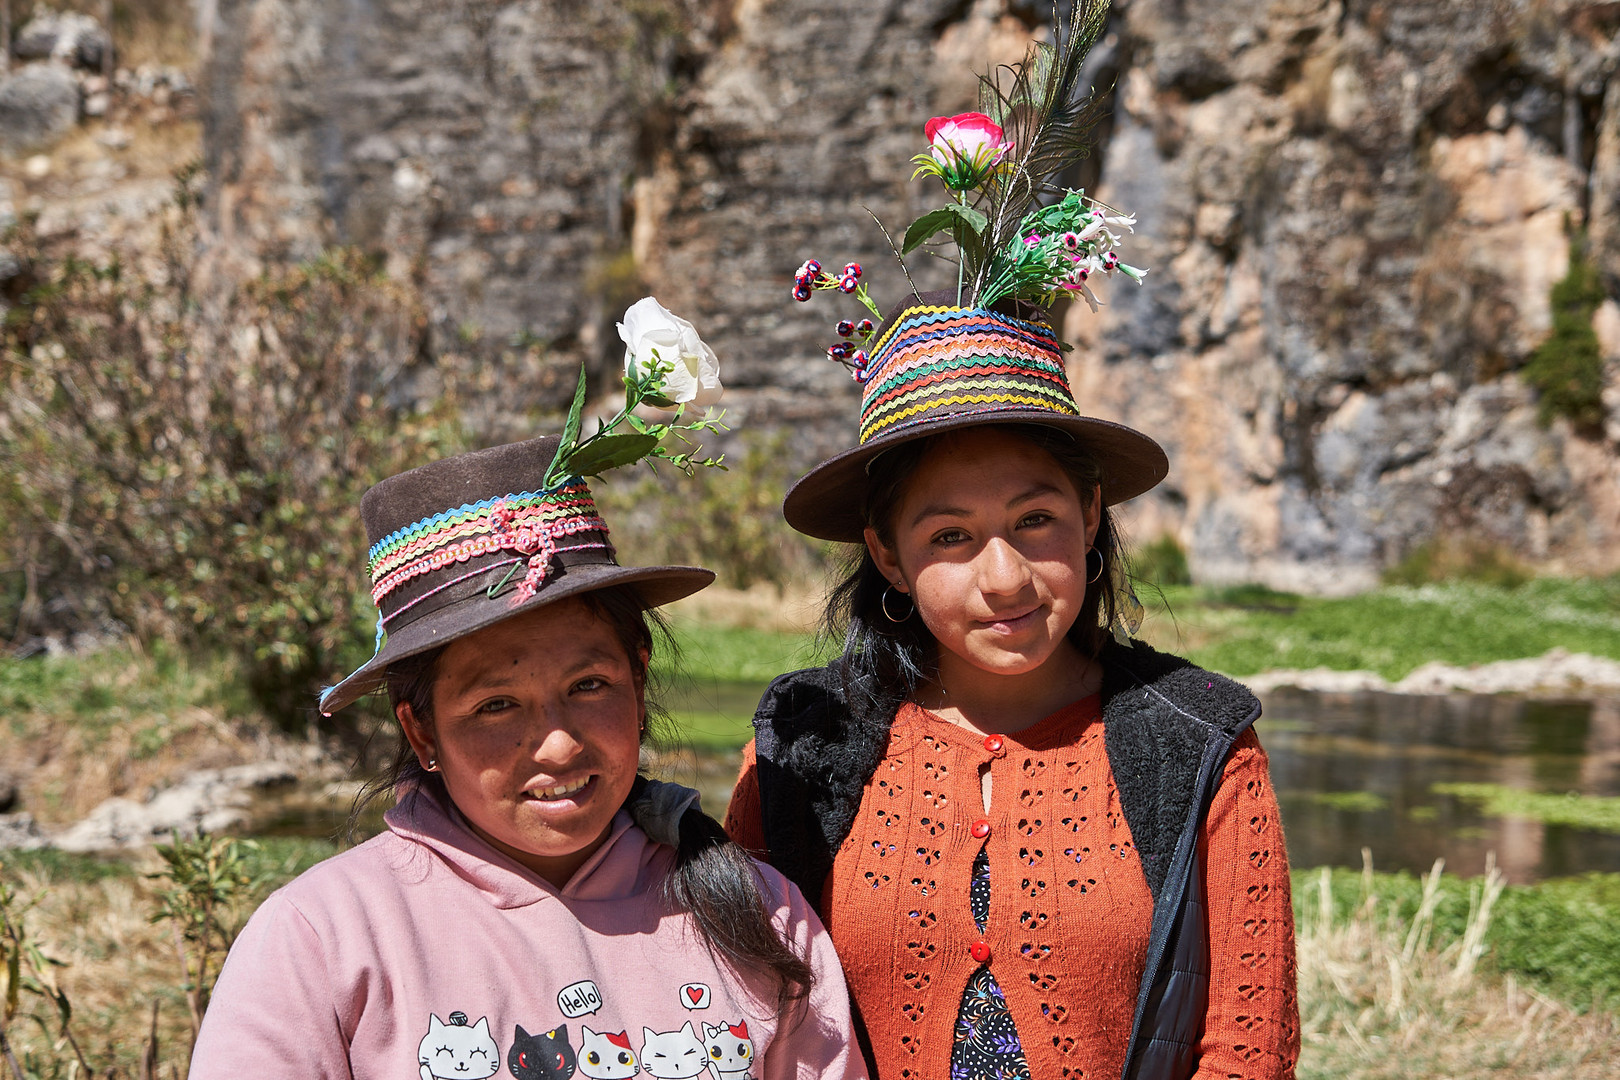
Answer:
360, 435, 616, 637
361, 436, 564, 550
857, 293, 1077, 444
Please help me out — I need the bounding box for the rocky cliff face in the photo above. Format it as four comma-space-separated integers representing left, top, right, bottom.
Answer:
200, 0, 1620, 587
1073, 0, 1620, 588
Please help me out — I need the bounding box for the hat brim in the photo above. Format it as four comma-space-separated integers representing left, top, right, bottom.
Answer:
783, 409, 1168, 543
318, 563, 714, 716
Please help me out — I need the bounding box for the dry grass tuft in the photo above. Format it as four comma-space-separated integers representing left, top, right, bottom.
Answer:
1298, 852, 1620, 1078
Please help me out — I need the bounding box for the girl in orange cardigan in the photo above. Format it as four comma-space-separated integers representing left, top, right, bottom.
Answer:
726, 324, 1300, 1080
724, 12, 1298, 1071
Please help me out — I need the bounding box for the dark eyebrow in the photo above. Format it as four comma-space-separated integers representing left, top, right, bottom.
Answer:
907, 482, 1068, 529
441, 645, 626, 697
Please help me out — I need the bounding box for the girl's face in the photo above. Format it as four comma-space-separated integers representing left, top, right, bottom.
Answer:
397, 597, 645, 886
866, 427, 1101, 681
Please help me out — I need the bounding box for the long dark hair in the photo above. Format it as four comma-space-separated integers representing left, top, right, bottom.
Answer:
352, 586, 814, 1018
826, 423, 1122, 723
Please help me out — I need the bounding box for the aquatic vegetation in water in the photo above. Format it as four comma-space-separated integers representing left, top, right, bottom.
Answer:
1431, 783, 1620, 835
1308, 791, 1390, 813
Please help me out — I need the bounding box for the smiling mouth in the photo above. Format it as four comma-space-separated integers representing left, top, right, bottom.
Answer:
526, 777, 591, 801
981, 604, 1042, 629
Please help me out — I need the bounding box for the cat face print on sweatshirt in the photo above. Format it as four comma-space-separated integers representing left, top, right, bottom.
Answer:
638, 1022, 707, 1079
419, 1012, 501, 1080
696, 1023, 751, 1080
576, 1027, 638, 1080
701, 1021, 754, 1080
508, 1024, 576, 1080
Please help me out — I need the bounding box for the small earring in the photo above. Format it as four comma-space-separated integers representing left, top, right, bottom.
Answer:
1086, 548, 1105, 585
425, 757, 438, 772
881, 583, 914, 623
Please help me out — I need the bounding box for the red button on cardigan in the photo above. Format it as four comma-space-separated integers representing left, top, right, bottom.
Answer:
983, 734, 1005, 755
970, 818, 991, 839
969, 941, 992, 963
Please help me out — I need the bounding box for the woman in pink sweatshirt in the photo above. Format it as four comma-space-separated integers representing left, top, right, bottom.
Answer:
191, 430, 868, 1080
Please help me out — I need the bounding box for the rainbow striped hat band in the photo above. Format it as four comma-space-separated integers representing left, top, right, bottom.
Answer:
319, 435, 713, 715
782, 291, 1168, 543
857, 303, 1074, 442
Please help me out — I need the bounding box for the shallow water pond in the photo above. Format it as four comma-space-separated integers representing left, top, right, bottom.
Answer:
1259, 688, 1620, 882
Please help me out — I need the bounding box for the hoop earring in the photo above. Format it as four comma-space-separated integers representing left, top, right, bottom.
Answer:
1086, 548, 1105, 585
881, 584, 914, 623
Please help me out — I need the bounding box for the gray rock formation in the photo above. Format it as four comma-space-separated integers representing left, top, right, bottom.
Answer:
0, 63, 81, 154
199, 0, 1620, 586
50, 761, 297, 852
0, 813, 47, 851
13, 10, 112, 71
1073, 0, 1620, 590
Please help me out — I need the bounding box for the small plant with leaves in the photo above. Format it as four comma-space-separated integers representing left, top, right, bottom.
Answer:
148, 834, 272, 1043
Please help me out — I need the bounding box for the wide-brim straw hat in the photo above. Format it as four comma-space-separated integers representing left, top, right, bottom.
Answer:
783, 289, 1169, 542
319, 434, 713, 715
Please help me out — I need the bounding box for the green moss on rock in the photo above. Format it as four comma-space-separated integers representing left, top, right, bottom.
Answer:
1522, 240, 1607, 433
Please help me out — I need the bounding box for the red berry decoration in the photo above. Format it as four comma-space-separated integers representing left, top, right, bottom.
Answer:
838, 276, 858, 294
836, 319, 856, 337
856, 319, 875, 336
793, 283, 811, 302
843, 262, 862, 278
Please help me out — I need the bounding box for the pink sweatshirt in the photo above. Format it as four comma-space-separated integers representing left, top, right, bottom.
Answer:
191, 785, 867, 1080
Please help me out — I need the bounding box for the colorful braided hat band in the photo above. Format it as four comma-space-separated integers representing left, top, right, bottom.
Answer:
368, 479, 612, 626
857, 304, 1075, 443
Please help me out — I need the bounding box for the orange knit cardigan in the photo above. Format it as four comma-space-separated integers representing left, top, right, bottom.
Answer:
726, 697, 1299, 1080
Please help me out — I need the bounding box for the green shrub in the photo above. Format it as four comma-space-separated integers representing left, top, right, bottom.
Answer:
1383, 538, 1531, 588
594, 431, 833, 590
1521, 239, 1606, 433
1130, 532, 1191, 586
0, 170, 464, 728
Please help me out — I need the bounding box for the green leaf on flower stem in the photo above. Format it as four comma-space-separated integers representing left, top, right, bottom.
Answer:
901, 204, 989, 254
560, 364, 588, 448
562, 431, 662, 477
544, 365, 591, 486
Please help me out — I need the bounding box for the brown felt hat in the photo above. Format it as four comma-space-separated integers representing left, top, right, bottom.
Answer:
783, 290, 1168, 542
318, 435, 712, 715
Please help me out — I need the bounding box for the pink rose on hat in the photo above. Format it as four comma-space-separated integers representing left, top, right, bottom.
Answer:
919, 112, 1014, 190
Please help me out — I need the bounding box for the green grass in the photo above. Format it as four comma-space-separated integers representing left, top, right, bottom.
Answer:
654, 620, 830, 750
0, 640, 256, 735
1432, 783, 1620, 834
1147, 576, 1620, 679
0, 848, 138, 884
658, 621, 828, 684
1300, 867, 1620, 1011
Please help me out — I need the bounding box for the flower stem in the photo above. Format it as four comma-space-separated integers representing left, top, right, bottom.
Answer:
955, 191, 967, 306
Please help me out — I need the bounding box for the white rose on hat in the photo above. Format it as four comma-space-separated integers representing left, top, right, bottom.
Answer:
618, 297, 723, 408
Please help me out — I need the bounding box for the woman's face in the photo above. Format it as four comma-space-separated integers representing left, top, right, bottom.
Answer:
397, 597, 645, 886
866, 427, 1101, 681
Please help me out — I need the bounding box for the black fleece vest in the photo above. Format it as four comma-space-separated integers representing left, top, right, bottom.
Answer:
749, 640, 1260, 1080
